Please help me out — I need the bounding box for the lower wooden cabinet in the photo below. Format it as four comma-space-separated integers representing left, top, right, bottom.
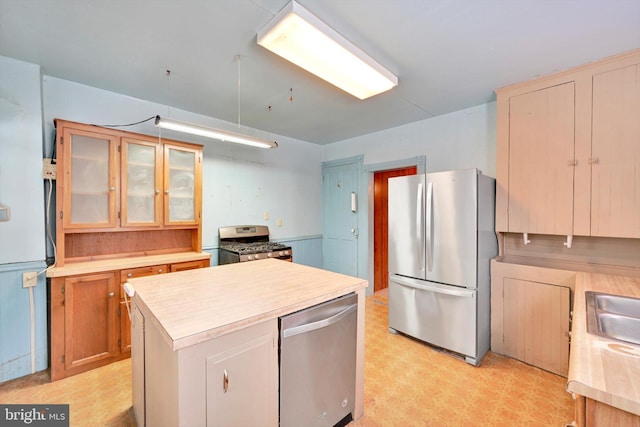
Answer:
574, 394, 640, 427
119, 264, 168, 354
50, 272, 119, 381
49, 258, 210, 381
502, 278, 571, 376
491, 259, 575, 376
119, 260, 208, 353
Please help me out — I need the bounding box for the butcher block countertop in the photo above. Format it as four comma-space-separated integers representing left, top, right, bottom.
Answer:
567, 273, 640, 416
130, 259, 368, 351
45, 251, 211, 278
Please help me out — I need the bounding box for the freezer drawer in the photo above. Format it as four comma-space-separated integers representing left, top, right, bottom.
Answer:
388, 275, 477, 361
279, 293, 357, 427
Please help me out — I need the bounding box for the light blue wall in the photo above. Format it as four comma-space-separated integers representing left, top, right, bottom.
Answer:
322, 102, 496, 177
0, 56, 46, 262
321, 103, 497, 294
0, 262, 48, 383
0, 56, 48, 383
0, 55, 324, 382
42, 76, 324, 249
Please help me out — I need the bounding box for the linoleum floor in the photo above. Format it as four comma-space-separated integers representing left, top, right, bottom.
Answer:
0, 290, 573, 426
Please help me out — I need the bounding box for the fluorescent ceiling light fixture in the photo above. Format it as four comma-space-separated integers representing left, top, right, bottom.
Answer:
257, 0, 398, 100
155, 116, 277, 149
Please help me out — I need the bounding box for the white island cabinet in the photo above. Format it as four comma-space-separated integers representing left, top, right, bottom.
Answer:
129, 259, 368, 427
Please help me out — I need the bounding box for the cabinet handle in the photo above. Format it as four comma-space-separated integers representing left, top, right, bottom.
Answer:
588, 157, 599, 165
567, 160, 577, 166
158, 269, 163, 273
108, 292, 115, 298
223, 369, 229, 393
127, 273, 132, 277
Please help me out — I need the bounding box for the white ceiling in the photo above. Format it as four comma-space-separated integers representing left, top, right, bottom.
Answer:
1, 0, 639, 144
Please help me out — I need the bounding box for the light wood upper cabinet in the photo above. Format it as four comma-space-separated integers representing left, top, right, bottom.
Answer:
496, 49, 640, 239
508, 83, 575, 235
121, 137, 163, 227
54, 119, 204, 266
590, 64, 640, 238
61, 127, 119, 228
164, 143, 202, 226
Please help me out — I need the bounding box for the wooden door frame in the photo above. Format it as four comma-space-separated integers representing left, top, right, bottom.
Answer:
365, 156, 426, 294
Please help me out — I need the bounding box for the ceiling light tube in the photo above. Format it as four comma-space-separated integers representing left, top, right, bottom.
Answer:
257, 0, 398, 100
155, 116, 277, 149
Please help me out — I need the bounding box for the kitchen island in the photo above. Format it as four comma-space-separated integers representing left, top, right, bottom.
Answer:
129, 258, 368, 427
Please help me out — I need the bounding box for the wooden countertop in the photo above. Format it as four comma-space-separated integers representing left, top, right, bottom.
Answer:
567, 272, 640, 416
130, 259, 368, 351
45, 251, 211, 278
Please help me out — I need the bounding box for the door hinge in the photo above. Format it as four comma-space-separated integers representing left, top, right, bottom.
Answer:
60, 137, 64, 145
61, 355, 65, 363
117, 211, 121, 219
118, 339, 121, 348
59, 211, 63, 219
118, 144, 121, 152
61, 286, 65, 294
117, 306, 121, 317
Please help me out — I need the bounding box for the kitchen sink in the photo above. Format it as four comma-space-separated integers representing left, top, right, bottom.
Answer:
586, 292, 640, 345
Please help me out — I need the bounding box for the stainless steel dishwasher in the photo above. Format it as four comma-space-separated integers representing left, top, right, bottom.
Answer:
279, 292, 358, 427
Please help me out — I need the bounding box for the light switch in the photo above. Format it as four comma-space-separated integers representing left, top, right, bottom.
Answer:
277, 218, 283, 227
0, 204, 9, 222
264, 211, 270, 220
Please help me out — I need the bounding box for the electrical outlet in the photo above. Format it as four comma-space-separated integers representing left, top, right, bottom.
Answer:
23, 272, 38, 288
42, 158, 57, 179
264, 211, 270, 220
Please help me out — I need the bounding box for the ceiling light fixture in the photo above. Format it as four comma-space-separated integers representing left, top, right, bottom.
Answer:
257, 0, 398, 100
154, 116, 278, 149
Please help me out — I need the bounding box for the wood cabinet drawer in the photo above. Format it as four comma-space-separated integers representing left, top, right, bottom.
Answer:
120, 264, 168, 282
170, 260, 208, 272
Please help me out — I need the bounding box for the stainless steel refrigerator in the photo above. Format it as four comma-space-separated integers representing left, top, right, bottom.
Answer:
388, 168, 497, 366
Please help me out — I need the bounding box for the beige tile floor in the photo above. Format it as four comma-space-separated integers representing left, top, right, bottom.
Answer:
0, 291, 574, 426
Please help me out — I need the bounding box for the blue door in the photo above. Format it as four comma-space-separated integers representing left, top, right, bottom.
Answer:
322, 158, 360, 277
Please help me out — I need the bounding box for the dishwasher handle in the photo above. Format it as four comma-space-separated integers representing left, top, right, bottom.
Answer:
282, 303, 358, 338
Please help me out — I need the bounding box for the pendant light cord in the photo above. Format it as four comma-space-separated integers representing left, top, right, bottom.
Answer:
236, 54, 241, 126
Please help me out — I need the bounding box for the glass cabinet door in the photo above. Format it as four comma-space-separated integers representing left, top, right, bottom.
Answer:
63, 128, 118, 228
121, 138, 162, 227
164, 144, 201, 225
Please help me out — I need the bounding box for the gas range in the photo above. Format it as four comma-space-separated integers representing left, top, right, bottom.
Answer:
218, 225, 292, 264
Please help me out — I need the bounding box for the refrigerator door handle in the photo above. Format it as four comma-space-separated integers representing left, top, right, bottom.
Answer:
417, 182, 424, 272
425, 181, 433, 272
392, 275, 474, 298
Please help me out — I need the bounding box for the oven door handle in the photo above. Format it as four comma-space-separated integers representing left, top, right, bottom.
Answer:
282, 303, 357, 338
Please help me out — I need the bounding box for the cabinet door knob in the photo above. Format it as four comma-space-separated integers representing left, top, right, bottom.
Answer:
110, 187, 115, 191
165, 190, 170, 195
158, 269, 163, 273
155, 189, 160, 195
223, 369, 229, 393
108, 292, 115, 298
127, 273, 133, 277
